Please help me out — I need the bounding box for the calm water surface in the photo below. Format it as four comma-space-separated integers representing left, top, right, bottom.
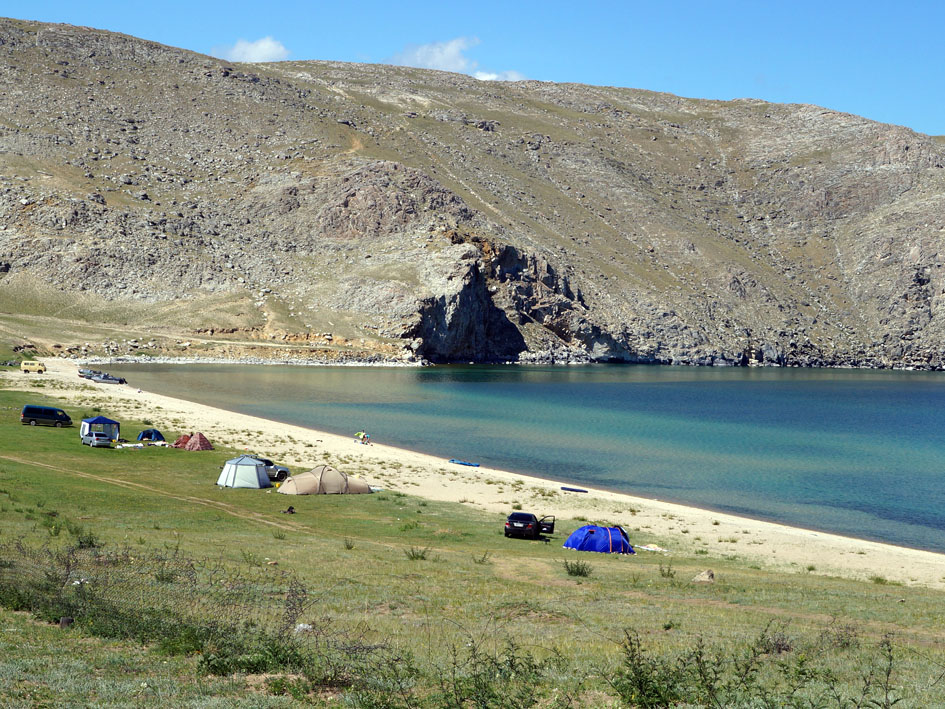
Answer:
107, 363, 945, 552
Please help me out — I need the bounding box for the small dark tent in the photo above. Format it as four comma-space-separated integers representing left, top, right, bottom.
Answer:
137, 428, 165, 442
172, 434, 191, 449
563, 525, 635, 554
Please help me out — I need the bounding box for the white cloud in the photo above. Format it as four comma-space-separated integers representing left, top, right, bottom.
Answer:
212, 36, 289, 63
392, 37, 478, 73
473, 70, 527, 82
392, 37, 524, 81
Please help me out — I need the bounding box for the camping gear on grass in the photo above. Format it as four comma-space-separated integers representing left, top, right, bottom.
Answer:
79, 415, 120, 441
563, 525, 635, 554
137, 428, 165, 442
172, 434, 190, 448
277, 465, 371, 495
217, 455, 272, 489
183, 432, 213, 451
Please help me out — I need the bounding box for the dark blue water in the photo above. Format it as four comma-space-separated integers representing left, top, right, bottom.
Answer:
107, 363, 945, 552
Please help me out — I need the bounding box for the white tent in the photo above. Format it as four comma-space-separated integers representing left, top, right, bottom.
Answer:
216, 455, 272, 489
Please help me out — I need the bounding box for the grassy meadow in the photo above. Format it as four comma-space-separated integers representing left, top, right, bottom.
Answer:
1, 379, 944, 707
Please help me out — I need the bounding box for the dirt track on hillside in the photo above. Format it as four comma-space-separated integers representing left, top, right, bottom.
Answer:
0, 454, 307, 532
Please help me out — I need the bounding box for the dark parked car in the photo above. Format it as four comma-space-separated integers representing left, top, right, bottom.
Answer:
504, 512, 555, 539
21, 405, 72, 427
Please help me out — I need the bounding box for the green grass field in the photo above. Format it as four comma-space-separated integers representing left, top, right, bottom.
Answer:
1, 387, 944, 707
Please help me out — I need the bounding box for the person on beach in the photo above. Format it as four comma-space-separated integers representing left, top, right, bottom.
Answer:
355, 430, 365, 443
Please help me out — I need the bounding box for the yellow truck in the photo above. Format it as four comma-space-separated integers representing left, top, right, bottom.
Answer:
20, 361, 46, 374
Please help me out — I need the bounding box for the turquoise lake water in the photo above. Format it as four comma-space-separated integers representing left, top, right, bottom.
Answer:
106, 363, 945, 553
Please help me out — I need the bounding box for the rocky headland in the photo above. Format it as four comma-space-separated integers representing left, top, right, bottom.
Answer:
1, 18, 944, 367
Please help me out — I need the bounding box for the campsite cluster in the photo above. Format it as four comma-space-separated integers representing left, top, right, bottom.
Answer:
18, 359, 638, 554
21, 394, 639, 555
76, 415, 213, 451
22, 399, 377, 495
217, 456, 372, 495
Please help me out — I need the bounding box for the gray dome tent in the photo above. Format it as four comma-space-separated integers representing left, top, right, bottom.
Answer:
217, 455, 271, 489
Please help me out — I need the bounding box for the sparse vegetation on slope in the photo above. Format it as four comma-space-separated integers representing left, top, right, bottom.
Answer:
1, 18, 945, 367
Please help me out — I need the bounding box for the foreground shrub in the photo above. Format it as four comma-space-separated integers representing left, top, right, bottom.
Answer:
608, 623, 904, 708
431, 639, 563, 708
607, 631, 686, 708
562, 559, 592, 577
0, 541, 916, 705
199, 627, 307, 675
348, 639, 566, 709
0, 542, 312, 675
404, 546, 431, 560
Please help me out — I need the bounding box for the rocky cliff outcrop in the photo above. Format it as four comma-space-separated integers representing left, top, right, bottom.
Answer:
1, 18, 944, 367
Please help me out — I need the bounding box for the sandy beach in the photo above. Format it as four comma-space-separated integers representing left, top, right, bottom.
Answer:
7, 358, 945, 589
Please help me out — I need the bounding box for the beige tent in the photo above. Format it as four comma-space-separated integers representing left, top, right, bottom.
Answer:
277, 465, 371, 495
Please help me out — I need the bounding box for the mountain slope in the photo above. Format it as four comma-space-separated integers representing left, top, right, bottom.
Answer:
1, 18, 944, 366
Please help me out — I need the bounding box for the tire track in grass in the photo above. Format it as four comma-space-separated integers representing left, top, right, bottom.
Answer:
0, 454, 441, 554
0, 454, 306, 532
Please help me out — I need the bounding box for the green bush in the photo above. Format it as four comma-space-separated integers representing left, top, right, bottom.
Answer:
563, 559, 592, 577
74, 529, 101, 549
0, 543, 314, 676
198, 628, 307, 675
349, 640, 565, 709
429, 640, 562, 708
607, 625, 904, 709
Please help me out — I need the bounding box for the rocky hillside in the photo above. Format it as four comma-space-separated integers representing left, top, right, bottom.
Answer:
1, 18, 944, 366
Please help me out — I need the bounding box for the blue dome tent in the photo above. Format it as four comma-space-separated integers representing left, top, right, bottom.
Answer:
563, 525, 635, 554
137, 428, 165, 442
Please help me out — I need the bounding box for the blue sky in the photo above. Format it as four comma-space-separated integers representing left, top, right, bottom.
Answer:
14, 0, 945, 135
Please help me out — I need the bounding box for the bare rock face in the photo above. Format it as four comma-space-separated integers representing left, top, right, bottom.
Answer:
405, 256, 526, 362
1, 18, 945, 366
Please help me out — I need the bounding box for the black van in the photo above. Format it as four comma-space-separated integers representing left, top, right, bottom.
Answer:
21, 405, 72, 427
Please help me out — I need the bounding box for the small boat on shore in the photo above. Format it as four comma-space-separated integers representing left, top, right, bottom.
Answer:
91, 372, 126, 385
449, 459, 480, 467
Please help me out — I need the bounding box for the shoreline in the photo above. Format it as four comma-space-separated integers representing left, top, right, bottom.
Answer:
8, 358, 945, 589
72, 353, 939, 372
73, 354, 424, 368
